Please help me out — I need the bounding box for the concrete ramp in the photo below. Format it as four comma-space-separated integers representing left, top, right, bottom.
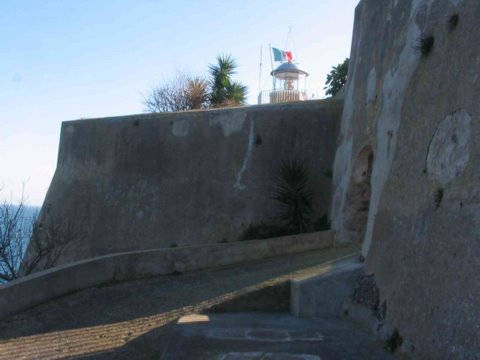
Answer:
0, 246, 361, 359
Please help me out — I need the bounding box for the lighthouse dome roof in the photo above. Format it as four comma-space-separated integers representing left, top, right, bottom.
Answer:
271, 62, 309, 79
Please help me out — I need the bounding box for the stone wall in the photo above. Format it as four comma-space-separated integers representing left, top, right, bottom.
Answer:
32, 100, 341, 264
331, 0, 480, 357
2, 231, 334, 320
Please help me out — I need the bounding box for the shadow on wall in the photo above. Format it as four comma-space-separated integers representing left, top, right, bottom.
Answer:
344, 146, 374, 244
239, 159, 331, 241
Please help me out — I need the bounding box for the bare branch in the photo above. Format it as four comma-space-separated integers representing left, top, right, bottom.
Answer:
143, 71, 209, 113
0, 189, 31, 282
0, 187, 82, 283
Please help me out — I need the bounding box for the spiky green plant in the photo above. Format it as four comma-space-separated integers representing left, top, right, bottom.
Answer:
209, 54, 247, 107
271, 160, 313, 233
186, 77, 209, 109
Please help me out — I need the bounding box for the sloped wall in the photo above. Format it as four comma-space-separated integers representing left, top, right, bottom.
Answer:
332, 0, 480, 357
34, 100, 341, 265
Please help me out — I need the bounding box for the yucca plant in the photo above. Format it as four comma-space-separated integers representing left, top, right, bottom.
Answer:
208, 54, 248, 107
186, 77, 209, 109
271, 160, 313, 233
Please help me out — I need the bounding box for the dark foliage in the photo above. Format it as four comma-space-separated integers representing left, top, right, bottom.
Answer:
240, 160, 332, 242
324, 58, 349, 97
312, 215, 331, 232
271, 160, 313, 233
239, 221, 294, 241
209, 54, 248, 107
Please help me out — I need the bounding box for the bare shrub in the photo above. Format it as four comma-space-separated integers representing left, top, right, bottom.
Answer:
0, 190, 82, 283
143, 71, 209, 112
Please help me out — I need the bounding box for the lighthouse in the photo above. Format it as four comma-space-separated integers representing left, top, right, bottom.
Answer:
258, 47, 310, 104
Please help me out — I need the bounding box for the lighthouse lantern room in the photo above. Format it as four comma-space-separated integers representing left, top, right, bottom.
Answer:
258, 46, 310, 104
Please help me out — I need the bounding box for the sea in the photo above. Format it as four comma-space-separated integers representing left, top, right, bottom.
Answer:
10, 205, 41, 233
21, 205, 41, 223
18, 204, 41, 241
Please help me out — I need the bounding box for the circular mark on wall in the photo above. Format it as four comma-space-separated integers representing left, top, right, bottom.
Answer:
426, 109, 471, 185
65, 125, 76, 134
171, 119, 192, 137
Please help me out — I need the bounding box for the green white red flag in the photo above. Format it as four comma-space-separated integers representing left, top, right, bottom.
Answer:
272, 47, 293, 63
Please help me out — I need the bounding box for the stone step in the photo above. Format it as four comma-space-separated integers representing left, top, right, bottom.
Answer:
290, 256, 363, 318
207, 252, 363, 316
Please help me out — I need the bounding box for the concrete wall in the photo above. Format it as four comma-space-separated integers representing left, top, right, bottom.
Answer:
33, 100, 341, 264
331, 0, 480, 358
291, 256, 362, 318
1, 230, 334, 320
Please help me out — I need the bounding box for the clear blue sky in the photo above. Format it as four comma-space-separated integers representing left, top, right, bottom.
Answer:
1, 0, 359, 205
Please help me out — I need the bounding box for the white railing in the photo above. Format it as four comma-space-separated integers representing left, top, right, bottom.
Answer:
257, 89, 322, 105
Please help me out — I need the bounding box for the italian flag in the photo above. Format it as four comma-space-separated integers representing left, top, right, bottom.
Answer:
272, 47, 293, 63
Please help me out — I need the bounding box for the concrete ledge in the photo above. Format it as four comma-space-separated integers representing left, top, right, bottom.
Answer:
0, 230, 334, 320
291, 256, 363, 317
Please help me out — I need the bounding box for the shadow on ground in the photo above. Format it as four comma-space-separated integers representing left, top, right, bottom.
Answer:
0, 245, 359, 359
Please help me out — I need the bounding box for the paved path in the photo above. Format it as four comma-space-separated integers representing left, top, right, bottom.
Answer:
0, 245, 359, 359
163, 313, 393, 359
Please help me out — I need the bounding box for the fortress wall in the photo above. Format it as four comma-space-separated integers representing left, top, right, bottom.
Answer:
332, 0, 480, 357
36, 100, 341, 264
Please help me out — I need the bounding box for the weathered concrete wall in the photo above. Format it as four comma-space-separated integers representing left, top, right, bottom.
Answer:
1, 231, 333, 320
331, 0, 480, 358
36, 100, 341, 264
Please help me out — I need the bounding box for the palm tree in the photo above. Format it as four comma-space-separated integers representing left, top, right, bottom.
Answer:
209, 54, 248, 107
225, 81, 247, 105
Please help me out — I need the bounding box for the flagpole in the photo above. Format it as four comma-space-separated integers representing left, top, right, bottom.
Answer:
269, 43, 274, 90
258, 45, 262, 96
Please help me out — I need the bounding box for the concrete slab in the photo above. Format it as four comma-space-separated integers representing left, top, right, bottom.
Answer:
162, 313, 393, 359
291, 257, 363, 317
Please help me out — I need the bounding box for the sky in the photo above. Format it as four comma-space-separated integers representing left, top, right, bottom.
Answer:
1, 0, 359, 205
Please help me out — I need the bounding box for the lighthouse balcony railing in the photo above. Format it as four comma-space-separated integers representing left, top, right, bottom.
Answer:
257, 89, 322, 105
